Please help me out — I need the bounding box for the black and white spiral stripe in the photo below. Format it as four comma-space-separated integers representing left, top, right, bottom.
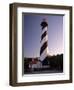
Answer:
40, 20, 49, 61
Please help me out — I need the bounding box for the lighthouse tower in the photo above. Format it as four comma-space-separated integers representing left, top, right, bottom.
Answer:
40, 19, 49, 61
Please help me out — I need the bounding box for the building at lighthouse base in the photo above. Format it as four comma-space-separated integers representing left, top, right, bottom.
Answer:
24, 54, 63, 74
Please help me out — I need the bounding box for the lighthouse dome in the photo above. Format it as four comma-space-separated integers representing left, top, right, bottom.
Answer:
41, 19, 48, 29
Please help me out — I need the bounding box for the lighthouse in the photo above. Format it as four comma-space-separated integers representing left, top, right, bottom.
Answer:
40, 19, 49, 61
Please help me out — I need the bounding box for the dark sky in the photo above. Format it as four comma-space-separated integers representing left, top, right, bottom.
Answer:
23, 14, 63, 57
